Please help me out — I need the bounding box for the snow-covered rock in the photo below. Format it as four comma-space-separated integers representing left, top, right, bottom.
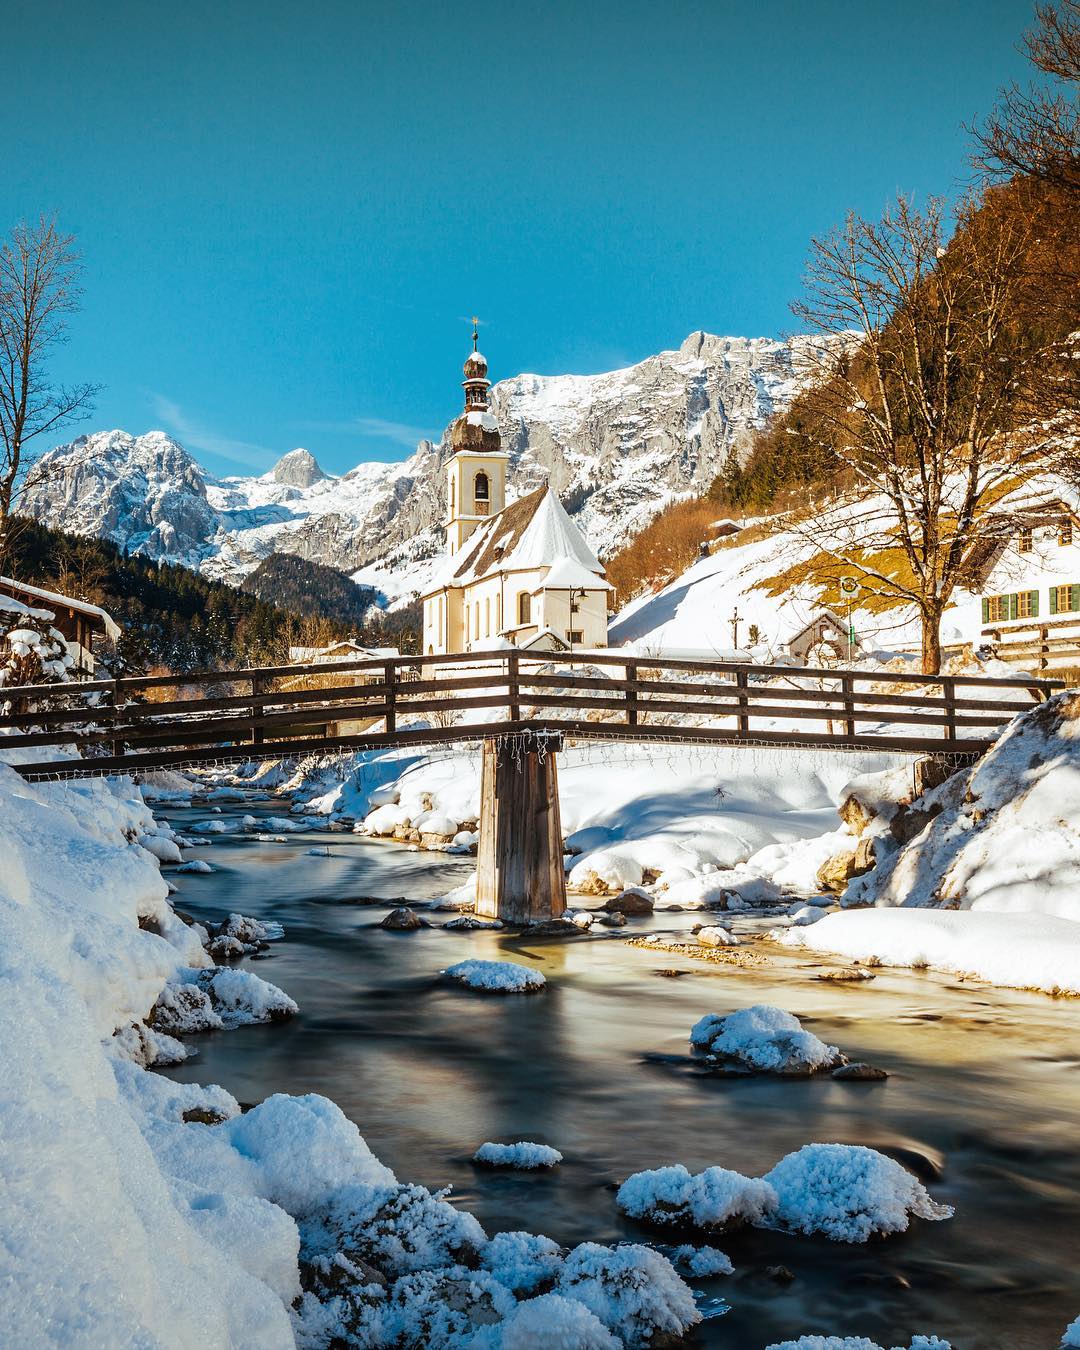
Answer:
690, 1006, 842, 1075
618, 1144, 951, 1246
616, 1163, 777, 1231
670, 1244, 734, 1277
763, 1143, 954, 1242
444, 959, 546, 993
766, 1338, 952, 1350
473, 1141, 563, 1169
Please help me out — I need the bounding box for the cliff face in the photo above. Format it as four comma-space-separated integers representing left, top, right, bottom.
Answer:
21, 332, 832, 602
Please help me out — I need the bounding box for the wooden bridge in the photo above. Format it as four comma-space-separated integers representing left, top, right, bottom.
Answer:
1, 650, 1061, 924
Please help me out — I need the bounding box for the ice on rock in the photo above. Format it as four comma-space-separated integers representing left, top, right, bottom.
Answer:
154, 967, 297, 1032
789, 903, 829, 926
307, 1180, 487, 1278
616, 1163, 776, 1231
177, 859, 214, 874
764, 1144, 954, 1242
138, 832, 183, 864
1063, 1317, 1080, 1348
501, 1292, 620, 1348
111, 1019, 192, 1067
556, 1241, 701, 1346
670, 1244, 734, 1277
481, 1231, 564, 1293
766, 1339, 951, 1350
192, 819, 230, 833
473, 1141, 563, 1169
444, 959, 546, 993
690, 1005, 843, 1074
696, 924, 739, 946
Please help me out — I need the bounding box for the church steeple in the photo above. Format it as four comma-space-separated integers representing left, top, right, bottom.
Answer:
444, 325, 507, 554
462, 319, 490, 412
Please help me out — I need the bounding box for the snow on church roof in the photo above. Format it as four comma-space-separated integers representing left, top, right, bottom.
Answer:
537, 556, 613, 592
423, 486, 608, 595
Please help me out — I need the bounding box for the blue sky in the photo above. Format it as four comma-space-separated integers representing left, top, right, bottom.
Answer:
3, 0, 1037, 477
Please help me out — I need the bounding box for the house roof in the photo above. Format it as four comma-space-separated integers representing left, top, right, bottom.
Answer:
0, 576, 121, 641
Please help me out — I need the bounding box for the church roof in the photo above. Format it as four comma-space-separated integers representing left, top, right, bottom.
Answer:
424, 486, 606, 594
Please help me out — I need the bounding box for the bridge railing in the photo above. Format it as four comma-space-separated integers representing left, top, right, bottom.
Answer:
0, 648, 1065, 779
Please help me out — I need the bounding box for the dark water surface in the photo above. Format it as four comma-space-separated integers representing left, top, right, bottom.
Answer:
161, 798, 1080, 1349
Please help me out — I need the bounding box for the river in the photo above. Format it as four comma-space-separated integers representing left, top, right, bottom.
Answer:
160, 797, 1080, 1349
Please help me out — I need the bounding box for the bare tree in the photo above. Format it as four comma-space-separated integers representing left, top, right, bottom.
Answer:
788, 188, 1072, 674
973, 1, 1080, 194
0, 216, 100, 559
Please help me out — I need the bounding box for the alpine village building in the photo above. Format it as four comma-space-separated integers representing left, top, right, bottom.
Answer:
420, 334, 612, 656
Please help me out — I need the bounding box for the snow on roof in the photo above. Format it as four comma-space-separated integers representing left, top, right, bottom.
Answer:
0, 576, 121, 640
535, 556, 614, 592
0, 593, 53, 622
508, 489, 604, 574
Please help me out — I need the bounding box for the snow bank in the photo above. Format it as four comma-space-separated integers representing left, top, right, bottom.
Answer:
473, 1140, 563, 1168
1064, 1315, 1080, 1347
781, 907, 1080, 996
690, 1005, 842, 1074
847, 692, 1080, 922
618, 1144, 952, 1243
444, 959, 546, 993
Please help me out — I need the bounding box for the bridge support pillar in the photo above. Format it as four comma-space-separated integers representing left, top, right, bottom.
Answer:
475, 731, 566, 925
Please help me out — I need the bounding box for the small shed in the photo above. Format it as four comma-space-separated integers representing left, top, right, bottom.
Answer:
0, 576, 120, 675
787, 609, 854, 663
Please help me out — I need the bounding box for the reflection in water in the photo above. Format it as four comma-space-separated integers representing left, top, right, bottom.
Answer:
161, 800, 1080, 1349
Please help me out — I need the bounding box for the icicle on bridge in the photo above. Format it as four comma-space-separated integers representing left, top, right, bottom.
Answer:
2, 649, 1062, 924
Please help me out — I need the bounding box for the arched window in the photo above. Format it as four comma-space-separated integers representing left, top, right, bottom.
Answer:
517, 591, 532, 626
449, 478, 456, 514
474, 471, 489, 516
438, 595, 444, 644
475, 604, 480, 639
495, 593, 502, 633
484, 597, 490, 636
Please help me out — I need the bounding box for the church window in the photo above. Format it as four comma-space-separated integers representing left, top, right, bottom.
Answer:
450, 479, 456, 514
475, 604, 480, 639
474, 471, 490, 516
517, 591, 531, 626
484, 597, 490, 635
495, 593, 502, 632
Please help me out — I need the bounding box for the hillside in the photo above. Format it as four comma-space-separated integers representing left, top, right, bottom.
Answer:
2, 519, 359, 673
240, 553, 377, 623
19, 331, 841, 607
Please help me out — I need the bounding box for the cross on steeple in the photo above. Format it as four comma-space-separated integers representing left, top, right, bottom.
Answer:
471, 317, 479, 351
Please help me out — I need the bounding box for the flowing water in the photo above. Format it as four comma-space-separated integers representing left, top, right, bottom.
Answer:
161, 798, 1080, 1350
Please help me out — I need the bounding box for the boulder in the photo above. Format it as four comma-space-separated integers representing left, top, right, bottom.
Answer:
815, 848, 859, 893
598, 911, 628, 927
603, 887, 654, 915
832, 1062, 889, 1081
380, 907, 426, 930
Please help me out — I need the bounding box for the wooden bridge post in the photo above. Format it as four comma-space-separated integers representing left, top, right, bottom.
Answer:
475, 731, 567, 925
384, 663, 397, 734
250, 675, 265, 746
625, 659, 638, 727
507, 650, 521, 723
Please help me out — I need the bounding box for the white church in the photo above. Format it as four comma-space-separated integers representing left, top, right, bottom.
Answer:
420, 334, 613, 656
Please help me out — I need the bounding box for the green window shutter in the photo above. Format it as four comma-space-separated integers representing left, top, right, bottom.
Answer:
1050, 587, 1059, 615
1009, 592, 1018, 620
1030, 590, 1039, 618
982, 597, 990, 623
1072, 584, 1080, 612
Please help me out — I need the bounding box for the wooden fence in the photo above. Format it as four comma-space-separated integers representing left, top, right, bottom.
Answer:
0, 648, 1064, 780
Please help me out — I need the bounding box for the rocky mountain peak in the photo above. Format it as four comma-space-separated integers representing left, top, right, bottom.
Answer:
271, 448, 326, 488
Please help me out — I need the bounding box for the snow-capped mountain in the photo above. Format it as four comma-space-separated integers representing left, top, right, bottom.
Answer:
22, 331, 834, 605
